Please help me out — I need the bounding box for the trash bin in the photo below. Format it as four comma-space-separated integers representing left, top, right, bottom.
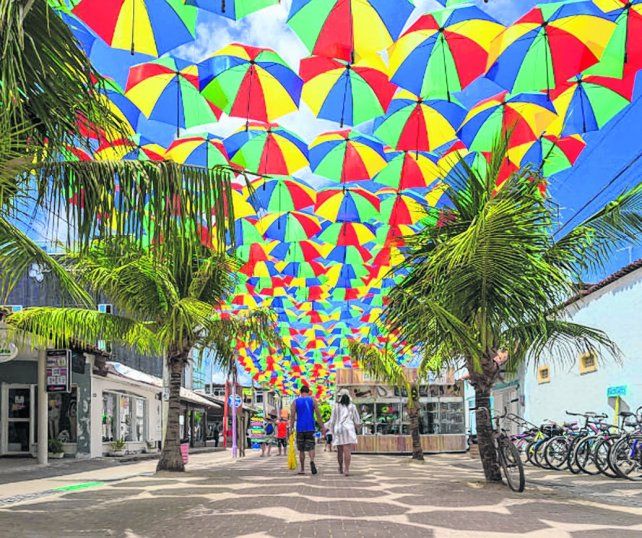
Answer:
180, 441, 189, 464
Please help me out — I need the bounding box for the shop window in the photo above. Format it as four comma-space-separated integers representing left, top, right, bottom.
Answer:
579, 352, 598, 375
420, 400, 465, 434
357, 403, 375, 435
131, 398, 145, 442
537, 365, 551, 384
375, 403, 400, 435
119, 395, 132, 441
49, 388, 77, 443
102, 393, 117, 442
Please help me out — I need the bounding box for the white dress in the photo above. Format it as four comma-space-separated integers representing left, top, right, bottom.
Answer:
327, 403, 361, 447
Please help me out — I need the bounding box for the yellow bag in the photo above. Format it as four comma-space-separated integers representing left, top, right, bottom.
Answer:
287, 432, 297, 470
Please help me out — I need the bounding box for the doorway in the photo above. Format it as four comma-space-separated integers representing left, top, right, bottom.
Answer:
1, 384, 35, 455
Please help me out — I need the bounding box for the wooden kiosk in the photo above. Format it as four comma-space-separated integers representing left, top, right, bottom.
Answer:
335, 368, 467, 454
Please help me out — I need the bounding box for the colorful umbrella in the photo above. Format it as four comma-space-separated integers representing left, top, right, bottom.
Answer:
125, 57, 221, 136
457, 91, 558, 152
375, 150, 441, 190
198, 43, 302, 123
590, 0, 642, 77
388, 6, 504, 99
547, 71, 635, 136
309, 129, 386, 183
373, 91, 466, 152
287, 0, 414, 62
73, 0, 197, 56
300, 54, 396, 127
377, 188, 429, 226
317, 222, 377, 245
257, 210, 323, 242
94, 134, 165, 161
165, 133, 229, 168
486, 0, 616, 94
248, 177, 316, 212
315, 185, 380, 222
224, 122, 309, 175
507, 134, 586, 177
185, 0, 278, 19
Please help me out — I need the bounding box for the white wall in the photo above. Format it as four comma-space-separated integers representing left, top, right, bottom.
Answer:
90, 375, 162, 458
524, 269, 642, 426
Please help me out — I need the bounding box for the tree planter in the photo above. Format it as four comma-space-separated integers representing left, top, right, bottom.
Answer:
48, 452, 65, 459
109, 450, 126, 457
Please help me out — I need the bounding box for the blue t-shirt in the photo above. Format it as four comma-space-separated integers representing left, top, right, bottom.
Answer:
295, 396, 315, 432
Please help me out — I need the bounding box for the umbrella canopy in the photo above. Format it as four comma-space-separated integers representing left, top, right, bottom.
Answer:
375, 150, 441, 190
547, 71, 635, 136
185, 0, 278, 19
457, 91, 558, 152
590, 0, 642, 77
300, 54, 396, 127
258, 210, 323, 242
317, 222, 377, 245
73, 0, 197, 56
374, 90, 466, 152
248, 176, 316, 212
198, 43, 302, 123
287, 0, 414, 62
507, 134, 586, 177
377, 188, 430, 226
165, 133, 229, 167
125, 56, 221, 136
309, 129, 386, 183
486, 0, 615, 94
388, 5, 504, 99
315, 185, 380, 222
224, 122, 309, 175
94, 134, 165, 161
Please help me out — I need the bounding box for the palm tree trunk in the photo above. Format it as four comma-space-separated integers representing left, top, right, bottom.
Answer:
474, 384, 501, 482
407, 400, 424, 461
157, 355, 186, 472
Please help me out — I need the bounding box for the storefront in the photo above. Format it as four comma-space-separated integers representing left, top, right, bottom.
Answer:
336, 368, 467, 454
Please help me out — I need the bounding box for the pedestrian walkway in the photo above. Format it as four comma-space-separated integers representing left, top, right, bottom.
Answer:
0, 450, 641, 537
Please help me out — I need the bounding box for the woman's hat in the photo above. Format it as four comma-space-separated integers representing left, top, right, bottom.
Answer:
337, 388, 350, 397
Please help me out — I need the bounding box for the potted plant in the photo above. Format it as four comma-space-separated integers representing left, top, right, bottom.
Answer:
109, 439, 126, 457
144, 440, 158, 454
48, 438, 65, 459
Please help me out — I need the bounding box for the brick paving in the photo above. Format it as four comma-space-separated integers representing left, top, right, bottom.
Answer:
0, 450, 641, 537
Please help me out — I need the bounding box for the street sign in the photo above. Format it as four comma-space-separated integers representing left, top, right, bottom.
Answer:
607, 385, 627, 398
228, 394, 242, 408
46, 349, 71, 393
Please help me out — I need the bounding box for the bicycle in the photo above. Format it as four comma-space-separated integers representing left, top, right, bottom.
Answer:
473, 402, 525, 492
609, 407, 642, 481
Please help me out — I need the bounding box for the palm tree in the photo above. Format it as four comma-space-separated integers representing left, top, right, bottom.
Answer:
0, 0, 236, 301
384, 139, 642, 481
350, 341, 424, 461
7, 237, 277, 471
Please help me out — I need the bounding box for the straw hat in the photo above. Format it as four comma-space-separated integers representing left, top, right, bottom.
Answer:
337, 388, 350, 397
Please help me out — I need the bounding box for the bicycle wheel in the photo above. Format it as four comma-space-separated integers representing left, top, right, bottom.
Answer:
499, 440, 525, 492
611, 437, 642, 481
594, 438, 619, 479
534, 439, 552, 469
567, 435, 586, 474
575, 437, 600, 475
525, 440, 538, 466
544, 436, 570, 470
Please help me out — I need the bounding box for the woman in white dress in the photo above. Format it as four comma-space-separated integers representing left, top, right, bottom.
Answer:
326, 389, 361, 476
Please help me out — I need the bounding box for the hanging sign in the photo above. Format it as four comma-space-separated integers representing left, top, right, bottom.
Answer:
228, 394, 242, 408
46, 349, 71, 393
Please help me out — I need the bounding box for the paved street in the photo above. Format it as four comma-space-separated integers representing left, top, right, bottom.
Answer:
1, 450, 641, 537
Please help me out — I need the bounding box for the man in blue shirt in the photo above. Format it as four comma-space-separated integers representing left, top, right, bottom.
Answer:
289, 385, 325, 475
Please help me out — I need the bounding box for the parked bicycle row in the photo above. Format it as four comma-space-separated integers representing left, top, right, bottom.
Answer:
505, 407, 642, 481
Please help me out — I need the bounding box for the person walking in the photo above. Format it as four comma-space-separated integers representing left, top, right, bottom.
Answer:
276, 417, 288, 456
289, 385, 325, 475
212, 424, 220, 448
261, 419, 274, 457
327, 389, 362, 476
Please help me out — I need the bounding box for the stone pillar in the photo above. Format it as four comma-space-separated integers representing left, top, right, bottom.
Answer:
37, 349, 48, 465
74, 353, 92, 458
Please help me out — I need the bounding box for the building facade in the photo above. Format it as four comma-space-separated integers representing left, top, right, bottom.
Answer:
522, 261, 642, 425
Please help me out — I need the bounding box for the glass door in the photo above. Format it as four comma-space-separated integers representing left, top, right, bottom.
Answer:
2, 385, 34, 454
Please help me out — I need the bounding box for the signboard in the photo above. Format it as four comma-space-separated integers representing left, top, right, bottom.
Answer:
228, 394, 242, 408
249, 409, 265, 444
46, 349, 71, 393
607, 385, 627, 398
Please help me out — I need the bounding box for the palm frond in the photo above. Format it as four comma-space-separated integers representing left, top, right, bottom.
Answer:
6, 306, 160, 355
0, 217, 92, 306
